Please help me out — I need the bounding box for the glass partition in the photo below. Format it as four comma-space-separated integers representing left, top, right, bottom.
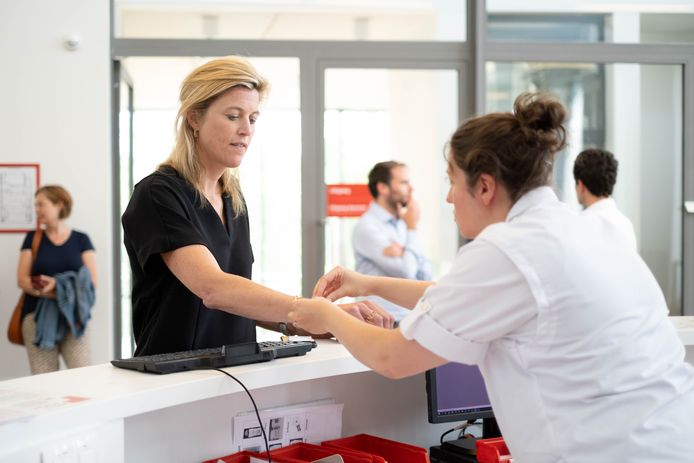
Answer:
488, 1, 694, 44
487, 61, 683, 314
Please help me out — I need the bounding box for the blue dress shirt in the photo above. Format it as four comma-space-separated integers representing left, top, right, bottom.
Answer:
352, 202, 432, 321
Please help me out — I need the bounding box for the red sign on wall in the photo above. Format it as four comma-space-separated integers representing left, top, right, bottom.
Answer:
326, 184, 372, 217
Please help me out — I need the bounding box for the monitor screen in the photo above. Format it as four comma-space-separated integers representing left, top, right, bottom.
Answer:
425, 362, 493, 423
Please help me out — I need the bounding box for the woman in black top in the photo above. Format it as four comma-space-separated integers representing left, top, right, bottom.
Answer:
122, 56, 393, 356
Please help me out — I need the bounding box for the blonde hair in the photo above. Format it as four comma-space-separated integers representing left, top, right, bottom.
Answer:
161, 56, 269, 216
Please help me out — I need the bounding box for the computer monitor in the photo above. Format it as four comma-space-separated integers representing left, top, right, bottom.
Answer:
426, 362, 499, 438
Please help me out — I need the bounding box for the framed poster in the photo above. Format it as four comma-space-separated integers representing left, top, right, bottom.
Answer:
0, 163, 40, 232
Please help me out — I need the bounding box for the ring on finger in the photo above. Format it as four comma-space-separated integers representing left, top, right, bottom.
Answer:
365, 309, 375, 322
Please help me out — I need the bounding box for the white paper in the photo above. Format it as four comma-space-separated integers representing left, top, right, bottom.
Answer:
312, 456, 345, 463
232, 400, 343, 453
0, 166, 37, 230
249, 452, 344, 463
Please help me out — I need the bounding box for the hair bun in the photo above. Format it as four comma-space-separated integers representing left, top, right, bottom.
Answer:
513, 92, 567, 152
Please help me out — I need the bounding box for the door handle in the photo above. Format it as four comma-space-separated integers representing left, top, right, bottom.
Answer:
686, 201, 694, 214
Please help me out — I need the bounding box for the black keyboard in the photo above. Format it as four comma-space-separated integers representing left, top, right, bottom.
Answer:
111, 340, 317, 374
258, 340, 319, 358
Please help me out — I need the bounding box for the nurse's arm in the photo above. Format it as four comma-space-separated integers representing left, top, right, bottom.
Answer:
314, 265, 433, 309
290, 297, 447, 379
367, 275, 433, 309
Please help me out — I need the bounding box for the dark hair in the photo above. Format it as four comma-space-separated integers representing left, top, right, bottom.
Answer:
573, 148, 618, 197
36, 185, 73, 219
367, 161, 406, 199
448, 92, 568, 202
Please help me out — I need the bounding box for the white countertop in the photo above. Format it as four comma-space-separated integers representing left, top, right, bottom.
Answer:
0, 339, 366, 451
1, 316, 693, 452
670, 315, 694, 345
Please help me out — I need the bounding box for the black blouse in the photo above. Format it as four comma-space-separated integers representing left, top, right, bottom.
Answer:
122, 166, 255, 356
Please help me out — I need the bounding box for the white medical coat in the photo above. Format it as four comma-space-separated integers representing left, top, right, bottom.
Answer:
400, 187, 694, 462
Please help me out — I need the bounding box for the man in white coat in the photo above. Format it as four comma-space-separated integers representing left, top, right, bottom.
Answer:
573, 148, 637, 251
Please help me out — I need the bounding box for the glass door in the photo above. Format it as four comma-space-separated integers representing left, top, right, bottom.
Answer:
323, 67, 461, 284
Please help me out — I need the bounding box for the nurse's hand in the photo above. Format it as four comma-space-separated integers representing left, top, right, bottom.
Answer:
289, 297, 338, 335
289, 299, 395, 335
339, 300, 394, 329
312, 266, 368, 301
287, 300, 393, 339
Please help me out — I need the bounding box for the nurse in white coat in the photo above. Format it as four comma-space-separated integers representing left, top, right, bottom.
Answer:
289, 92, 694, 463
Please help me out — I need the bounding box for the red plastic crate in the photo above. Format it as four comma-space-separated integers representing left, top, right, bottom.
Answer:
476, 437, 513, 463
322, 434, 429, 463
202, 450, 263, 463
258, 442, 373, 463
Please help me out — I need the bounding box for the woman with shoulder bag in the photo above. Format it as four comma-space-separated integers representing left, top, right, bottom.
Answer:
15, 185, 97, 374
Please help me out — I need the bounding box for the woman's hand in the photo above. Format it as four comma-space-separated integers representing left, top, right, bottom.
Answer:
38, 275, 56, 294
312, 266, 367, 301
30, 275, 56, 297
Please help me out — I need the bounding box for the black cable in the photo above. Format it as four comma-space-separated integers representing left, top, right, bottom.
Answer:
440, 420, 475, 445
215, 368, 272, 463
439, 427, 458, 445
458, 420, 482, 439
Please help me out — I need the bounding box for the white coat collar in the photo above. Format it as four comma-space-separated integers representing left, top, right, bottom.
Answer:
506, 186, 559, 222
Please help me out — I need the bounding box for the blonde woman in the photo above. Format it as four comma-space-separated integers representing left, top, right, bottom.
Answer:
16, 185, 97, 374
122, 56, 392, 356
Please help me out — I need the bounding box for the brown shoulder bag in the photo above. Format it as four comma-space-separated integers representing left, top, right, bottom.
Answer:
7, 229, 43, 345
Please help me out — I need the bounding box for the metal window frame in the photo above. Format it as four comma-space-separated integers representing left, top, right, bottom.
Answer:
110, 62, 134, 359
486, 41, 694, 315
110, 0, 694, 357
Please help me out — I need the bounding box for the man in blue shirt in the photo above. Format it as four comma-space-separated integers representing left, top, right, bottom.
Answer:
352, 161, 432, 321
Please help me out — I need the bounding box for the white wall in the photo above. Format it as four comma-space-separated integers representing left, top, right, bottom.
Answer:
0, 0, 112, 380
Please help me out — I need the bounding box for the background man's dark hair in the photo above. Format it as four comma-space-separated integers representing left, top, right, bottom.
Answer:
367, 161, 406, 198
573, 148, 618, 197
